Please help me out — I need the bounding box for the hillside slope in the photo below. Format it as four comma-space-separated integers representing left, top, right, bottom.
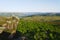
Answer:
17, 16, 60, 40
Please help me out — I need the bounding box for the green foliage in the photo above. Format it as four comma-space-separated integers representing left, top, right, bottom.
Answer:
17, 18, 60, 40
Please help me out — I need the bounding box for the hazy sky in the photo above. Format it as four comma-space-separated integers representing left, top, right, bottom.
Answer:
0, 0, 60, 12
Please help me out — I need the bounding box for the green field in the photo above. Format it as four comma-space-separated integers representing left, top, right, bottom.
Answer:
0, 16, 60, 40
17, 16, 60, 40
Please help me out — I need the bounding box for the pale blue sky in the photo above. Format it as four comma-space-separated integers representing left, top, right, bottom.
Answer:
0, 0, 60, 12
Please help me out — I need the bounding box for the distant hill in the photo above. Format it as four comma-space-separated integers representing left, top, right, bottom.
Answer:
0, 12, 60, 17
0, 12, 26, 18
